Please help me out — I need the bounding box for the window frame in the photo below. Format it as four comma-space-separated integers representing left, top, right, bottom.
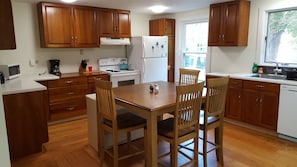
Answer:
259, 7, 297, 67
180, 19, 209, 81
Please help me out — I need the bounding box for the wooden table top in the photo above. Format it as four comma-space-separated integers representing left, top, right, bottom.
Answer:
113, 81, 177, 112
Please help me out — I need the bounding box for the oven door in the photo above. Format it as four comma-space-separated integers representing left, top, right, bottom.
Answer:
110, 74, 140, 87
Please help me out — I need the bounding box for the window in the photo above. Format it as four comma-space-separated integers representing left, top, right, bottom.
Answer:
265, 9, 297, 64
182, 21, 208, 81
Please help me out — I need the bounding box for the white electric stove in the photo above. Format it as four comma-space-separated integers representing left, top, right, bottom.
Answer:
98, 58, 140, 87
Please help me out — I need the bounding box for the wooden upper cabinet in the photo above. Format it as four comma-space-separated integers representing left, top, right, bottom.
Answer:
149, 18, 175, 36
99, 9, 131, 38
208, 0, 250, 46
0, 0, 16, 50
73, 7, 98, 47
37, 2, 99, 48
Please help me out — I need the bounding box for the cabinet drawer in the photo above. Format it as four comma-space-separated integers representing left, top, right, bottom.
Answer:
48, 77, 87, 88
243, 80, 280, 93
88, 74, 109, 83
49, 99, 86, 121
229, 79, 242, 88
49, 85, 88, 103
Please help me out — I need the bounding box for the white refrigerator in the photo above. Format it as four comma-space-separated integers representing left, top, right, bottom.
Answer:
128, 36, 168, 83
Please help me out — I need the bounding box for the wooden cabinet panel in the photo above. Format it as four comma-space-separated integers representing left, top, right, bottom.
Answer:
208, 0, 250, 46
242, 80, 279, 131
49, 84, 88, 103
3, 91, 48, 159
0, 0, 16, 50
225, 79, 242, 120
38, 3, 73, 48
73, 7, 98, 47
149, 18, 175, 82
99, 9, 131, 38
49, 99, 86, 121
47, 76, 88, 122
87, 74, 109, 93
37, 2, 99, 48
48, 77, 87, 88
117, 10, 131, 37
99, 9, 114, 37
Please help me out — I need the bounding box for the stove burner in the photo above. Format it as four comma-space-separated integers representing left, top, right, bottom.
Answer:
106, 70, 120, 72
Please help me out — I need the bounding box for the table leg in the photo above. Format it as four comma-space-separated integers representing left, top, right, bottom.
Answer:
146, 113, 158, 167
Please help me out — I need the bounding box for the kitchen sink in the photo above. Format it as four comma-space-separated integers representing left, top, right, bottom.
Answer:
250, 74, 287, 80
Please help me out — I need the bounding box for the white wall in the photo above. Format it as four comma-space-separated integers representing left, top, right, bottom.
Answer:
0, 2, 152, 75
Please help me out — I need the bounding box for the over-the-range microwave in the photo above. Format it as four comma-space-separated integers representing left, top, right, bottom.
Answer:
0, 64, 20, 80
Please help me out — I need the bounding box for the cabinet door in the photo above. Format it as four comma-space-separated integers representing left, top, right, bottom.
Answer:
117, 10, 131, 37
38, 3, 73, 48
3, 91, 48, 159
208, 4, 223, 46
223, 2, 239, 45
0, 0, 16, 50
73, 7, 98, 47
226, 87, 242, 120
242, 89, 261, 125
99, 9, 115, 37
259, 92, 279, 131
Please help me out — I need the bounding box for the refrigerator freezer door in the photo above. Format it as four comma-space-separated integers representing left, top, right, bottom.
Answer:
143, 36, 168, 58
142, 57, 168, 83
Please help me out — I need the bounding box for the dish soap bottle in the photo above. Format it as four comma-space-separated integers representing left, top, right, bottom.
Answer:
252, 63, 258, 73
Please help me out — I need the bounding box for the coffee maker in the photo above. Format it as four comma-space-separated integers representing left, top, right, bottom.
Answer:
49, 59, 61, 76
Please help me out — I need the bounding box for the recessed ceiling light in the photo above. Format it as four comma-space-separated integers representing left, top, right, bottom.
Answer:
149, 5, 168, 13
61, 0, 77, 3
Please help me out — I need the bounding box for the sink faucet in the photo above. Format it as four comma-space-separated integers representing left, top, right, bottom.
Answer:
273, 62, 282, 75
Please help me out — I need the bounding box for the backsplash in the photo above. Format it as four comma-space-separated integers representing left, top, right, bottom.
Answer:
258, 65, 297, 75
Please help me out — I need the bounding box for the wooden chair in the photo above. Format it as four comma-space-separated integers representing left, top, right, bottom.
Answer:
157, 82, 204, 167
96, 80, 146, 167
179, 68, 200, 84
200, 77, 229, 167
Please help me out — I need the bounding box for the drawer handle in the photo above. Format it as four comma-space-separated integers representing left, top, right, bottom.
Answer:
67, 92, 74, 95
256, 85, 264, 88
65, 80, 73, 84
95, 77, 102, 80
66, 107, 75, 111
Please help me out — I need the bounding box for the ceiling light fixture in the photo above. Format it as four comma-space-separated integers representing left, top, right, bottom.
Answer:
61, 0, 77, 3
149, 5, 168, 13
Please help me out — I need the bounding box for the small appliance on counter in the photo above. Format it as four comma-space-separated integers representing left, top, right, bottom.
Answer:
0, 64, 20, 80
49, 59, 61, 76
286, 69, 297, 80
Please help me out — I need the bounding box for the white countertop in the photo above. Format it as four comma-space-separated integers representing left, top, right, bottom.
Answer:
207, 72, 297, 86
1, 74, 59, 95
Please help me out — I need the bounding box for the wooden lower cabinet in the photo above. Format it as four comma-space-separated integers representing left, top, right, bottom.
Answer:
87, 73, 109, 93
48, 76, 88, 121
225, 79, 242, 121
46, 73, 109, 122
242, 80, 279, 131
208, 75, 280, 131
3, 91, 49, 160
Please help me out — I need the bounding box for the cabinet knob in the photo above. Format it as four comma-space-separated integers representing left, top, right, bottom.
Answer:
256, 85, 264, 88
66, 107, 75, 111
67, 92, 74, 95
65, 80, 73, 84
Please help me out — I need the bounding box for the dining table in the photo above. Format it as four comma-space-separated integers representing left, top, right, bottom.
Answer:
113, 81, 205, 167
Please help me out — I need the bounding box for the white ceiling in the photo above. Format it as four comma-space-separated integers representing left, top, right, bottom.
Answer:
12, 0, 230, 14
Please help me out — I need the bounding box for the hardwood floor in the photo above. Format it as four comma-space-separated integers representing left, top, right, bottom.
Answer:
11, 118, 297, 167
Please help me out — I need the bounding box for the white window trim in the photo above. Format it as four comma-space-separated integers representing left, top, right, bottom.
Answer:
257, 7, 297, 68
179, 19, 210, 78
